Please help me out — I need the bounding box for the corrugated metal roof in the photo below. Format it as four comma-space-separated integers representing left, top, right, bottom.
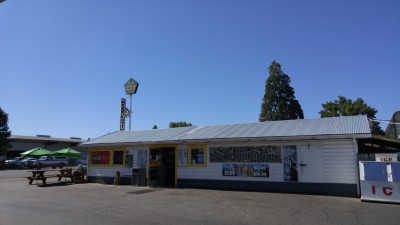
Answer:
82, 115, 372, 146
9, 135, 83, 143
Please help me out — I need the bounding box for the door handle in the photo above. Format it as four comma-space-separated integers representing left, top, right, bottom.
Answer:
300, 163, 307, 167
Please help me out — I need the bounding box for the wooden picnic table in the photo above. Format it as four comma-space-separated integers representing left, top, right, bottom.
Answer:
26, 170, 56, 186
52, 168, 74, 182
26, 168, 75, 186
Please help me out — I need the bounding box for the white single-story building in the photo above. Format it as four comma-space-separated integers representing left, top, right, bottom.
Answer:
81, 115, 400, 197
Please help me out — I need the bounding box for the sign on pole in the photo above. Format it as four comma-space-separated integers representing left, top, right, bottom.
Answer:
120, 98, 126, 131
124, 78, 139, 95
124, 78, 139, 130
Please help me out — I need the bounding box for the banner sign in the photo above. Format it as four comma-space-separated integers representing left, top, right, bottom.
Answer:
222, 163, 269, 177
210, 146, 281, 163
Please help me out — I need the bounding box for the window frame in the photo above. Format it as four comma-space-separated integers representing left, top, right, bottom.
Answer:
188, 145, 207, 167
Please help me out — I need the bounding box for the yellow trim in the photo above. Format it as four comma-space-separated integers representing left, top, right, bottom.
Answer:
148, 145, 178, 187
88, 146, 126, 168
175, 148, 178, 187
188, 145, 207, 167
148, 144, 178, 149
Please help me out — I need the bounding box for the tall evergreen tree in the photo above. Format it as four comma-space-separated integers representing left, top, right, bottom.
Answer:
0, 107, 11, 156
259, 61, 304, 121
319, 95, 384, 135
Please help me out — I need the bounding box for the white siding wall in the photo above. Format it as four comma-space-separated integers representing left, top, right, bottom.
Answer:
178, 163, 284, 182
88, 146, 149, 178
320, 140, 357, 184
88, 167, 132, 178
177, 139, 358, 185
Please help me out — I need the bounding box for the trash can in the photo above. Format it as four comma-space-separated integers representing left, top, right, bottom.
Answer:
138, 168, 146, 186
131, 168, 139, 186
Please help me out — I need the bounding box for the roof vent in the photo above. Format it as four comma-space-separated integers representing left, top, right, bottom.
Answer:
36, 134, 51, 138
70, 137, 82, 140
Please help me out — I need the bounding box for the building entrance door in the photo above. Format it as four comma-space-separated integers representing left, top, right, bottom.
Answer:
148, 147, 176, 187
298, 145, 322, 182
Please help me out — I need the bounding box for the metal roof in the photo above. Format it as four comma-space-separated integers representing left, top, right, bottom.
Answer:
82, 115, 372, 147
9, 135, 84, 143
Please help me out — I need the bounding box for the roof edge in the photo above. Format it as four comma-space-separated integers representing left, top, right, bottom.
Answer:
81, 133, 372, 148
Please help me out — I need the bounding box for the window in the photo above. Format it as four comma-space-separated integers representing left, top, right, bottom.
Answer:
113, 151, 124, 165
189, 145, 207, 167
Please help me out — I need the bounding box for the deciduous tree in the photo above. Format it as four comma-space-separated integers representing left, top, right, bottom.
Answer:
0, 107, 11, 156
169, 121, 192, 128
319, 95, 384, 135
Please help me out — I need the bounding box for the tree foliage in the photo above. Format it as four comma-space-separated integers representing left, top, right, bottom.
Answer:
259, 60, 304, 121
152, 125, 158, 129
0, 107, 11, 156
169, 121, 192, 128
319, 95, 384, 135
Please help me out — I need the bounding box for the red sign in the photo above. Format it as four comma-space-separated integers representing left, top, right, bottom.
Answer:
91, 151, 110, 165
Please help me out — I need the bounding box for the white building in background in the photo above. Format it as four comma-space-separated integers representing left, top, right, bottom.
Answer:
6, 135, 85, 158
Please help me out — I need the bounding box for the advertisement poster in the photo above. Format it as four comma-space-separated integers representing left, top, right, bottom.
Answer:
222, 164, 269, 177
138, 150, 147, 168
283, 145, 298, 182
178, 150, 188, 167
91, 151, 110, 165
210, 146, 281, 163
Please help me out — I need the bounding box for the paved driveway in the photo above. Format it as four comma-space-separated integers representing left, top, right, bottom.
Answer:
0, 169, 399, 225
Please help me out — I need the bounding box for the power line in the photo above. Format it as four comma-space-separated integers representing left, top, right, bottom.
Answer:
368, 118, 400, 125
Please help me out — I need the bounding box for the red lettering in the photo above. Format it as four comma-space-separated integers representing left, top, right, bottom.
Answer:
381, 157, 392, 162
383, 187, 393, 196
372, 186, 376, 194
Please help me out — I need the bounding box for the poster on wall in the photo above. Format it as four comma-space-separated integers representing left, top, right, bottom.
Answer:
178, 150, 188, 167
222, 164, 269, 177
210, 146, 281, 163
283, 145, 298, 182
91, 151, 110, 165
138, 150, 147, 168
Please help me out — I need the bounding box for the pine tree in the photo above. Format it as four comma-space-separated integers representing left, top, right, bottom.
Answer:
259, 61, 304, 121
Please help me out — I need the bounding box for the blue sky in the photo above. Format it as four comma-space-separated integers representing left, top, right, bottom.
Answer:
1, 0, 399, 140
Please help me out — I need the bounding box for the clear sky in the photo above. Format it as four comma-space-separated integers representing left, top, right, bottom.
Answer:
1, 0, 399, 140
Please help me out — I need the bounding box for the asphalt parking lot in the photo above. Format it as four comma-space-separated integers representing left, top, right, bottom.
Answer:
0, 169, 399, 225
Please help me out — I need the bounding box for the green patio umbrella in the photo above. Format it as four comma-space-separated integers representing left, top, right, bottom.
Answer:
20, 147, 55, 156
54, 147, 81, 157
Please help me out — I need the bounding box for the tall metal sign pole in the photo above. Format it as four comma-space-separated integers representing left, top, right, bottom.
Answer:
124, 78, 139, 131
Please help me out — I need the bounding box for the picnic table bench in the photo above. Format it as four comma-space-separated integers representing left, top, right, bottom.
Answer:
26, 170, 59, 186
26, 169, 75, 186
26, 174, 58, 186
55, 168, 74, 182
